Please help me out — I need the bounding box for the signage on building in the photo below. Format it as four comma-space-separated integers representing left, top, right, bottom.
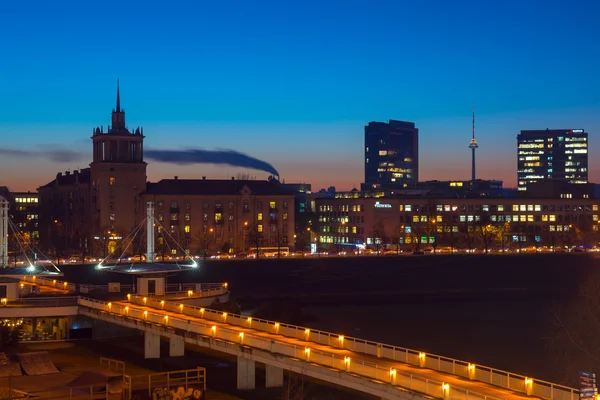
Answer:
374, 201, 392, 209
573, 129, 584, 133
579, 371, 597, 400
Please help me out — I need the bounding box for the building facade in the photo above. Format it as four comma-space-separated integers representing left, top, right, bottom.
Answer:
363, 120, 419, 190
143, 178, 295, 256
517, 128, 588, 192
316, 195, 600, 251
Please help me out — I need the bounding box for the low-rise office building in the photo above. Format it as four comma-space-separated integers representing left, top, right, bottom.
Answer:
316, 195, 600, 251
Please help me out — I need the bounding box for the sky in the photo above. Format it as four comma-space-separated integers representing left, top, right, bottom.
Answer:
0, 0, 599, 191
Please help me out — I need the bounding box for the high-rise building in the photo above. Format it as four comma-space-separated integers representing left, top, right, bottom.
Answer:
517, 129, 588, 191
363, 120, 419, 190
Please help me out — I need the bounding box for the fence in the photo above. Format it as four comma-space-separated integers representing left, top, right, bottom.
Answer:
123, 367, 206, 398
2, 383, 111, 399
127, 294, 578, 400
100, 357, 125, 375
80, 297, 512, 400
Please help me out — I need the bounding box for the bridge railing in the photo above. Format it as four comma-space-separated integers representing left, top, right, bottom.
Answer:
78, 297, 502, 400
2, 296, 79, 307
21, 275, 77, 293
128, 294, 578, 400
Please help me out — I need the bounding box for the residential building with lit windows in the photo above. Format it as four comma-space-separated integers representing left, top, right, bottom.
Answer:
0, 190, 41, 247
363, 120, 419, 190
143, 178, 294, 256
316, 195, 600, 251
517, 128, 588, 192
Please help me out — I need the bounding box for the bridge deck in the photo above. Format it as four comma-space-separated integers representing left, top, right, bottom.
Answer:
115, 299, 532, 400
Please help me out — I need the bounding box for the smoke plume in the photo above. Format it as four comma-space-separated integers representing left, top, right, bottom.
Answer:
145, 149, 280, 177
0, 147, 85, 163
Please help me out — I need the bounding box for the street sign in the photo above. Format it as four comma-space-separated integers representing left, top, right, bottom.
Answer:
579, 371, 598, 399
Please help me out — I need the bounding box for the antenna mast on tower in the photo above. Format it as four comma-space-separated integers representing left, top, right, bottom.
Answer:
468, 105, 479, 181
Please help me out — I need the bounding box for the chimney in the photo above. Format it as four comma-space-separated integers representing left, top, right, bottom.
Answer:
231, 176, 235, 180
202, 176, 206, 180
174, 176, 178, 180
65, 170, 71, 176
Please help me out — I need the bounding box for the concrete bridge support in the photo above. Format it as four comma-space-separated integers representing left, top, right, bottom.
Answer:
265, 364, 284, 388
169, 336, 185, 357
144, 332, 160, 359
237, 356, 256, 390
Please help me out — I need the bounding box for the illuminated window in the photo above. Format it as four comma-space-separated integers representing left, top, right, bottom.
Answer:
405, 205, 412, 212
420, 216, 427, 222
257, 224, 263, 233
520, 205, 526, 212
283, 213, 288, 220
519, 215, 526, 222
109, 213, 115, 221
542, 215, 548, 222
436, 215, 442, 222
171, 213, 178, 221
527, 215, 534, 222
270, 201, 276, 209
258, 213, 263, 221
549, 215, 556, 222
594, 205, 599, 211
594, 215, 599, 222
171, 249, 177, 255
512, 205, 519, 211
379, 150, 388, 156
109, 177, 115, 186
352, 227, 357, 234
534, 205, 541, 212
184, 225, 191, 233
185, 213, 191, 221
412, 215, 419, 222
399, 205, 404, 211
215, 213, 222, 223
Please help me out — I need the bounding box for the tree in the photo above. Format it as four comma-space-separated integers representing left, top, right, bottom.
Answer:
271, 223, 289, 258
193, 228, 215, 260
247, 224, 264, 258
460, 219, 476, 252
236, 173, 255, 180
370, 219, 388, 254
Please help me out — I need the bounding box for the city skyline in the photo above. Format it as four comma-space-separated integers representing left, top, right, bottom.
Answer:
1, 0, 599, 191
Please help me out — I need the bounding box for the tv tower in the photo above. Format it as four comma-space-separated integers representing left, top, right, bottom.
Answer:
468, 105, 478, 181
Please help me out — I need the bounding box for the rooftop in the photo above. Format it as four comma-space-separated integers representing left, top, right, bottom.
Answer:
145, 178, 293, 196
39, 168, 91, 189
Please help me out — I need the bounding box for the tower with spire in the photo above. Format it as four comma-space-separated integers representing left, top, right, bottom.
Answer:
90, 80, 147, 252
468, 105, 479, 181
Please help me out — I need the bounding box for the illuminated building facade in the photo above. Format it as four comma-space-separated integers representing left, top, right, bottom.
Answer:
316, 195, 600, 251
363, 120, 418, 190
517, 129, 588, 191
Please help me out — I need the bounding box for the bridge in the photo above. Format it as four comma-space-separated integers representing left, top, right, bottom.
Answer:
1, 278, 578, 400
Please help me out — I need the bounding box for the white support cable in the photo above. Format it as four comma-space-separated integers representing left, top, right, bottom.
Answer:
154, 219, 194, 264
10, 219, 61, 273
114, 219, 146, 269
7, 220, 34, 268
97, 218, 146, 268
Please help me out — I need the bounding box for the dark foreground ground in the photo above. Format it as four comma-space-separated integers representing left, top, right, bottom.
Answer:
57, 253, 600, 387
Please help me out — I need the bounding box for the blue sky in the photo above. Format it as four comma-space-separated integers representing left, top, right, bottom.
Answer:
0, 0, 598, 190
